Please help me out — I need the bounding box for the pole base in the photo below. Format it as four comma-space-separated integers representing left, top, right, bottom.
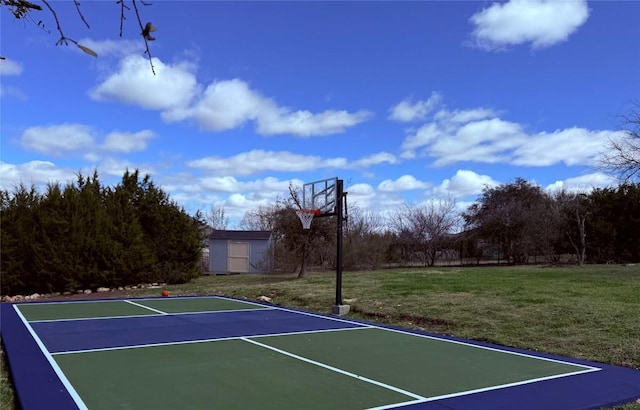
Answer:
332, 304, 350, 316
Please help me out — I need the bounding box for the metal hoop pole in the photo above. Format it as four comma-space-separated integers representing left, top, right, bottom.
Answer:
335, 179, 344, 306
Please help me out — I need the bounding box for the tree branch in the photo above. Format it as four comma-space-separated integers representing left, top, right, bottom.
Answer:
41, 0, 77, 46
131, 0, 156, 75
73, 0, 90, 29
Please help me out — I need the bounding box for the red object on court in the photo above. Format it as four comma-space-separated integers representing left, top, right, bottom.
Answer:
161, 290, 169, 297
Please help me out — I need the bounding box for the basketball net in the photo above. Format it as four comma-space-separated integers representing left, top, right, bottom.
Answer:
296, 209, 320, 230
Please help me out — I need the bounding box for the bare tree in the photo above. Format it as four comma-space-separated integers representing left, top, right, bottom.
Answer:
205, 204, 229, 230
391, 199, 460, 267
601, 103, 640, 182
1, 0, 156, 72
343, 205, 391, 270
551, 190, 590, 265
239, 204, 278, 231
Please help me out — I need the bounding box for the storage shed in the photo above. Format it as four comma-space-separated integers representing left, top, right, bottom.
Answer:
208, 230, 273, 274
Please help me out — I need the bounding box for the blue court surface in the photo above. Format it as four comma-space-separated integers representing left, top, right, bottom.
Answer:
2, 295, 639, 409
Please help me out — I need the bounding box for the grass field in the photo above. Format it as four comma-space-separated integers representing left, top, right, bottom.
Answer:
2, 264, 639, 409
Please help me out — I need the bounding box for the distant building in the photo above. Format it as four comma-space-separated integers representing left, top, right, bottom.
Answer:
208, 230, 273, 274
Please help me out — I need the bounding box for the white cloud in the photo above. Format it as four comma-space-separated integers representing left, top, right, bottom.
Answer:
429, 118, 525, 166
434, 108, 497, 125
378, 175, 429, 192
469, 0, 590, 50
0, 160, 77, 190
77, 38, 144, 58
257, 107, 372, 137
167, 78, 371, 137
346, 183, 377, 208
435, 170, 499, 198
21, 124, 95, 156
351, 152, 398, 168
0, 58, 26, 99
388, 92, 442, 122
90, 55, 199, 110
187, 149, 392, 176
544, 172, 617, 193
0, 59, 23, 76
512, 128, 621, 167
102, 129, 156, 153
399, 94, 612, 168
92, 56, 370, 137
198, 176, 303, 197
187, 150, 346, 176
159, 173, 305, 224
0, 85, 27, 100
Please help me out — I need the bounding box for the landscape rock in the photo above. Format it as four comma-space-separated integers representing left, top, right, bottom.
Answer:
83, 289, 92, 294
257, 295, 273, 303
97, 287, 110, 293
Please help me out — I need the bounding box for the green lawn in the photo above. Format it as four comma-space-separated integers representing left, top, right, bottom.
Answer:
2, 264, 639, 409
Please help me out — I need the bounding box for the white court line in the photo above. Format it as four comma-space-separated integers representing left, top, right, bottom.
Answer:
240, 297, 601, 372
241, 337, 425, 401
27, 294, 601, 371
30, 307, 275, 323
51, 326, 369, 356
13, 299, 128, 306
13, 305, 89, 410
214, 295, 370, 326
123, 300, 168, 315
367, 367, 600, 410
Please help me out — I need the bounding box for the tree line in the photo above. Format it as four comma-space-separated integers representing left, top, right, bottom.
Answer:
1, 169, 204, 296
238, 180, 640, 275
2, 172, 638, 295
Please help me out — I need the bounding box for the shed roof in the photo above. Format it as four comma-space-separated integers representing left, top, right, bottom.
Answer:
208, 230, 272, 241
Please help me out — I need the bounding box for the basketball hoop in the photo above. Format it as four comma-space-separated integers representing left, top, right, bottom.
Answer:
296, 209, 321, 230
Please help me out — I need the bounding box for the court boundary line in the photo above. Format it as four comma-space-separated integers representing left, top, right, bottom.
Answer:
12, 305, 89, 410
25, 294, 602, 372
241, 337, 425, 401
123, 300, 168, 315
367, 367, 600, 410
50, 326, 370, 356
29, 307, 275, 323
222, 297, 602, 372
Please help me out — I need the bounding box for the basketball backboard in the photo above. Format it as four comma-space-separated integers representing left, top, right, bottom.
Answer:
302, 177, 337, 215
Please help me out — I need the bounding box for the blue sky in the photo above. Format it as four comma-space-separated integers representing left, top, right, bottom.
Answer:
2, 0, 639, 226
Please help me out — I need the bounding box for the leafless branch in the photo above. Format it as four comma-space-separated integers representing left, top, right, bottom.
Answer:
2, 0, 155, 73
601, 103, 640, 182
1, 0, 41, 19
73, 0, 90, 29
117, 0, 130, 37
41, 0, 78, 46
131, 0, 156, 75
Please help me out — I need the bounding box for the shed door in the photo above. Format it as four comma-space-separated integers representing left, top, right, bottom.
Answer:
228, 241, 249, 273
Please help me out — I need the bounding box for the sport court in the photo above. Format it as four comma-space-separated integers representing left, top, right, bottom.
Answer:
2, 295, 640, 409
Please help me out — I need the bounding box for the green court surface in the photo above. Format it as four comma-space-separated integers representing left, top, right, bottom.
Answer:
18, 297, 266, 321
8, 296, 625, 410
53, 338, 411, 409
254, 328, 586, 397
